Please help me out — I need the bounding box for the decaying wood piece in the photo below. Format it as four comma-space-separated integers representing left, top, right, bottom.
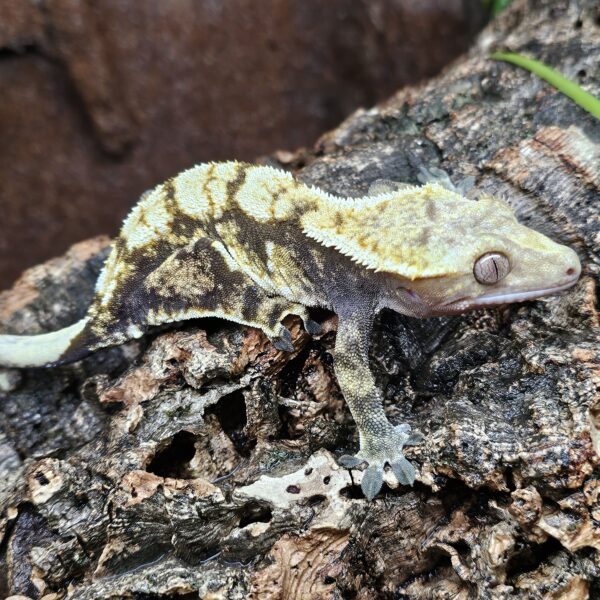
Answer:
1, 0, 599, 597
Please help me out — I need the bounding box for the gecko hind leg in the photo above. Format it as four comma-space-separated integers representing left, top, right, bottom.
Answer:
60, 236, 317, 362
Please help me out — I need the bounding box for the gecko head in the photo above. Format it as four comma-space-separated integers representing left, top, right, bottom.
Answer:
380, 191, 581, 317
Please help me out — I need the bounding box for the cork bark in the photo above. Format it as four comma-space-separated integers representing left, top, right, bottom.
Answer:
1, 0, 599, 598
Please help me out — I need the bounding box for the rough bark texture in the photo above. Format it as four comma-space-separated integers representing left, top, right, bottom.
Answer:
0, 0, 486, 288
1, 0, 599, 598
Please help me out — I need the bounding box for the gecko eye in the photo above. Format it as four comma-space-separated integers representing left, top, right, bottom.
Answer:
474, 252, 511, 285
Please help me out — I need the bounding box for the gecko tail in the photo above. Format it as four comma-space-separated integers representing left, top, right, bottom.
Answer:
0, 318, 90, 368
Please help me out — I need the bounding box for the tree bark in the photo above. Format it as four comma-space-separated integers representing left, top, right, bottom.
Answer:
1, 0, 599, 598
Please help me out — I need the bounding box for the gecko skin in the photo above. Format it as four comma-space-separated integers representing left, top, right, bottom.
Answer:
0, 161, 581, 499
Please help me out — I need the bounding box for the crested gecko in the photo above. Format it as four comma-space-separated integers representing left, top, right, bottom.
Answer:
0, 162, 581, 499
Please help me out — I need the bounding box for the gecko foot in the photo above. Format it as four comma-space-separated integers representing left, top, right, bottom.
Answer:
416, 165, 475, 195
303, 318, 322, 336
271, 317, 321, 351
338, 424, 423, 501
271, 325, 295, 352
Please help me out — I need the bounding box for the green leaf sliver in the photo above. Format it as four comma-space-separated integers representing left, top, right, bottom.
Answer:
491, 51, 600, 120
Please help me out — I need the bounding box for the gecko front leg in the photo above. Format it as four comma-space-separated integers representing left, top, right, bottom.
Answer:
334, 307, 421, 500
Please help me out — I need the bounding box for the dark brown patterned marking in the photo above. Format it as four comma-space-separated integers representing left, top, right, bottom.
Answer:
226, 163, 249, 204
162, 178, 177, 214
202, 163, 217, 214
425, 198, 437, 223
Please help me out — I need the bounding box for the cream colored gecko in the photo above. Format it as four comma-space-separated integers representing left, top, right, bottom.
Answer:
0, 162, 581, 499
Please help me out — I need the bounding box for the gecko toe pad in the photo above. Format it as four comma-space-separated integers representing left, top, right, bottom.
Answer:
390, 456, 416, 486
337, 454, 365, 468
361, 465, 384, 502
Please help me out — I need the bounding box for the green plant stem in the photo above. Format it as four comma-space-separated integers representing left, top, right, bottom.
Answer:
491, 51, 600, 120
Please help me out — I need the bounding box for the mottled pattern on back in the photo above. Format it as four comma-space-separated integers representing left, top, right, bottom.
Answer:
68, 162, 328, 356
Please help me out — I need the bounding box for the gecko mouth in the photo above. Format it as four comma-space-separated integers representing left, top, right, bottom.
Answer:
437, 278, 579, 314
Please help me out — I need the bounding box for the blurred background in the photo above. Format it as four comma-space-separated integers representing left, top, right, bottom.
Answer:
0, 0, 488, 288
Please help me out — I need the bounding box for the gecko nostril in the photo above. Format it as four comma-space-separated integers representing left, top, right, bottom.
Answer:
566, 267, 576, 276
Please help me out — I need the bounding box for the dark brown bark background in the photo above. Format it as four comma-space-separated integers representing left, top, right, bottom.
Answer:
0, 0, 486, 289
1, 0, 600, 598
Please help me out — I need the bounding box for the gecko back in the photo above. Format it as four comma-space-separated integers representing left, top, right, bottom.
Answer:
0, 161, 318, 367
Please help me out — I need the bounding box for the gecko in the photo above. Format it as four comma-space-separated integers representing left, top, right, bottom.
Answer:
0, 161, 581, 500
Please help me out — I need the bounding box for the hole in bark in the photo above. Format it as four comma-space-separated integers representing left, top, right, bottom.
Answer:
238, 502, 272, 528
574, 18, 583, 28
506, 537, 563, 579
307, 494, 327, 506
207, 389, 254, 456
438, 477, 474, 512
74, 493, 89, 509
504, 466, 516, 491
278, 346, 312, 397
210, 389, 247, 431
131, 593, 200, 599
340, 485, 365, 500
415, 551, 453, 583
0, 45, 39, 59
34, 471, 50, 486
146, 430, 197, 478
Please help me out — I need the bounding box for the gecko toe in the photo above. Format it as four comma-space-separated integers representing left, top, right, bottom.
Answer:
304, 319, 322, 336
272, 326, 295, 352
390, 456, 416, 486
338, 454, 365, 468
368, 179, 413, 196
273, 338, 295, 352
404, 431, 424, 446
395, 423, 412, 435
340, 423, 421, 499
456, 175, 475, 194
416, 165, 458, 192
361, 464, 384, 501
